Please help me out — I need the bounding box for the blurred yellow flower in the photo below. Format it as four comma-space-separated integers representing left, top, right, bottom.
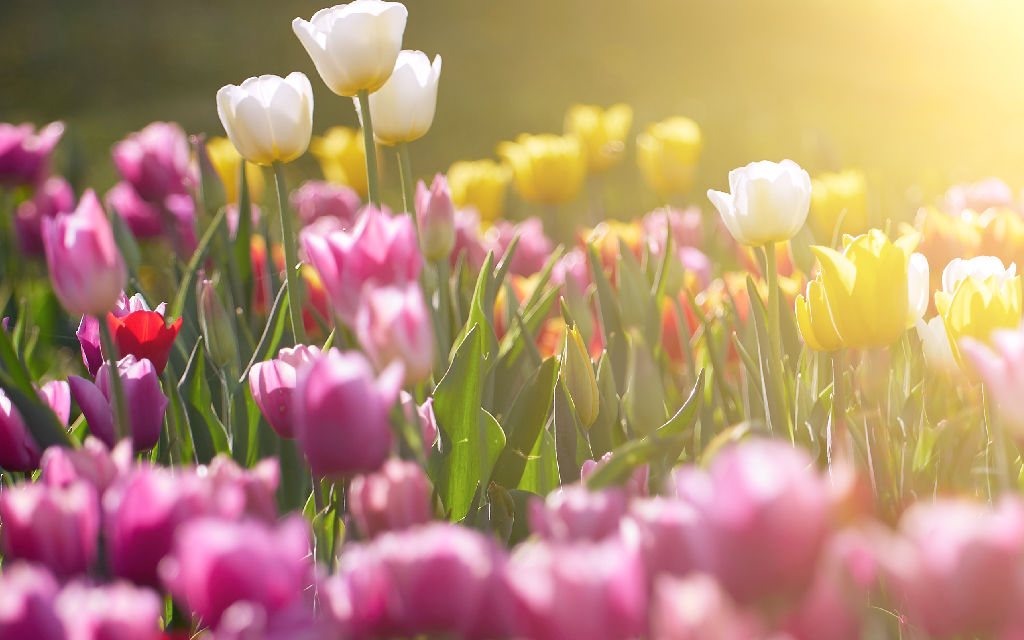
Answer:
795, 275, 844, 352
810, 229, 920, 349
309, 126, 368, 198
564, 103, 633, 173
447, 159, 511, 225
496, 134, 587, 206
636, 116, 703, 196
810, 169, 868, 241
205, 136, 265, 205
936, 273, 1022, 365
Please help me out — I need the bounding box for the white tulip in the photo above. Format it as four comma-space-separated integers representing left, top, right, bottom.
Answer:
366, 51, 441, 146
916, 316, 961, 376
907, 252, 930, 327
941, 256, 1016, 294
707, 160, 812, 246
216, 73, 314, 166
292, 1, 408, 97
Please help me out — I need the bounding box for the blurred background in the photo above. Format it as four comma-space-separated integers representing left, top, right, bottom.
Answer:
4, 0, 1024, 224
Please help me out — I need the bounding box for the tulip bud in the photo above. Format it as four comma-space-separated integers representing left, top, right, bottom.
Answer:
560, 325, 599, 430
636, 117, 703, 196
349, 458, 433, 539
249, 344, 322, 439
628, 498, 702, 583
497, 134, 587, 206
208, 455, 281, 523
415, 175, 456, 262
41, 189, 128, 317
355, 281, 434, 385
216, 73, 314, 166
40, 436, 121, 496
400, 390, 439, 457
624, 333, 667, 436
707, 160, 812, 246
198, 279, 238, 370
490, 217, 555, 278
796, 274, 844, 353
55, 581, 164, 640
0, 121, 64, 187
0, 562, 63, 640
368, 50, 442, 146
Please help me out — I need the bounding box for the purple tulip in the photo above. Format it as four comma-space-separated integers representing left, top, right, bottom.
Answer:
399, 390, 438, 457
415, 174, 456, 262
40, 436, 125, 496
54, 581, 164, 640
290, 180, 362, 229
650, 573, 763, 640
68, 354, 168, 451
248, 345, 322, 439
111, 122, 192, 203
628, 497, 702, 583
0, 121, 64, 187
301, 206, 422, 325
42, 189, 128, 317
207, 455, 280, 523
104, 466, 213, 588
349, 459, 432, 539
0, 388, 43, 472
14, 176, 76, 255
355, 281, 434, 385
450, 207, 490, 271
488, 217, 554, 277
293, 348, 403, 478
159, 516, 313, 627
528, 484, 628, 542
0, 562, 64, 640
0, 480, 100, 579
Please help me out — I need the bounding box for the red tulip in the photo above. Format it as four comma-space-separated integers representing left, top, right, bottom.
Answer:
106, 304, 182, 376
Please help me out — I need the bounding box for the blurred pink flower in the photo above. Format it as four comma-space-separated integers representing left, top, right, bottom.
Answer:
943, 177, 1017, 214
628, 497, 702, 583
290, 180, 362, 229
650, 573, 763, 640
207, 455, 280, 524
961, 327, 1024, 439
39, 436, 126, 497
487, 217, 554, 277
0, 121, 64, 187
451, 206, 490, 271
416, 174, 456, 262
14, 176, 75, 255
400, 390, 438, 457
248, 344, 322, 439
0, 562, 64, 640
349, 459, 433, 539
643, 205, 704, 254
355, 281, 434, 385
111, 122, 192, 203
55, 581, 164, 640
528, 484, 629, 543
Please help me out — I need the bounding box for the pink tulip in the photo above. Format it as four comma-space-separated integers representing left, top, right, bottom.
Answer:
349, 459, 432, 539
293, 348, 403, 478
450, 207, 490, 271
325, 542, 393, 640
488, 217, 554, 277
111, 122, 192, 203
42, 189, 128, 317
159, 516, 313, 627
249, 345, 322, 439
581, 453, 649, 498
211, 599, 336, 640
290, 180, 362, 228
0, 388, 43, 472
355, 282, 434, 385
301, 206, 422, 326
0, 562, 64, 640
528, 484, 628, 542
39, 380, 71, 427
0, 480, 100, 578
961, 327, 1024, 439
40, 436, 125, 496
55, 581, 164, 640
0, 121, 64, 187
943, 177, 1017, 214
628, 497, 702, 583
14, 176, 75, 255
105, 181, 163, 237
207, 455, 280, 523
415, 174, 456, 262
650, 573, 763, 640
642, 206, 704, 253
399, 390, 438, 457
552, 247, 591, 296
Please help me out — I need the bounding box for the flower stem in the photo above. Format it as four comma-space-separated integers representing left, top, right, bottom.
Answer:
984, 384, 1011, 494
273, 161, 307, 346
829, 349, 846, 466
356, 89, 381, 208
763, 242, 790, 436
434, 258, 452, 367
98, 319, 130, 443
396, 141, 416, 215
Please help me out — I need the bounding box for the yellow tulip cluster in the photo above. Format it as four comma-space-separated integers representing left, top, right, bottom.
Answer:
309, 126, 368, 198
564, 103, 633, 174
497, 134, 588, 206
636, 116, 703, 197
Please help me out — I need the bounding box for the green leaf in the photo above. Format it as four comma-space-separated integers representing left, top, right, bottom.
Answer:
109, 208, 142, 277
490, 357, 558, 489
616, 238, 651, 330
0, 368, 72, 450
745, 276, 787, 436
553, 380, 580, 485
518, 428, 558, 496
233, 163, 254, 318
451, 252, 497, 367
170, 207, 227, 322
588, 244, 625, 348
238, 282, 289, 386
587, 352, 617, 459
179, 338, 230, 459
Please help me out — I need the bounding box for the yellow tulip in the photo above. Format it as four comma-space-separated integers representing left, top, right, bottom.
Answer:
636, 116, 703, 196
564, 104, 633, 173
795, 275, 844, 352
496, 134, 587, 206
810, 169, 868, 241
810, 229, 920, 349
561, 325, 600, 430
309, 127, 368, 198
935, 273, 1022, 367
447, 159, 511, 225
205, 137, 265, 205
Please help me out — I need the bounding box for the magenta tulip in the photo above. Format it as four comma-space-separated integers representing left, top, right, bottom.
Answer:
0, 480, 100, 579
415, 174, 456, 262
528, 484, 628, 542
211, 599, 336, 640
0, 389, 43, 472
628, 497, 702, 583
290, 180, 362, 228
14, 176, 75, 255
106, 181, 163, 237
293, 348, 403, 478
0, 562, 64, 640
111, 122, 192, 203
355, 281, 434, 385
248, 344, 322, 439
0, 121, 64, 187
42, 189, 128, 317
400, 390, 438, 457
40, 436, 124, 496
55, 581, 164, 640
349, 459, 432, 539
450, 207, 490, 271
650, 573, 763, 640
490, 217, 554, 277
301, 206, 422, 325
207, 455, 280, 523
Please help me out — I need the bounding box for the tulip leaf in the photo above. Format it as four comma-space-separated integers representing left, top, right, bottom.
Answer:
489, 356, 558, 490
587, 352, 618, 459
553, 380, 581, 485
169, 207, 227, 323
588, 245, 625, 346
109, 208, 143, 277
232, 163, 254, 321
616, 238, 651, 330
178, 337, 230, 461
518, 429, 558, 497
0, 368, 72, 450
0, 320, 37, 399
451, 252, 497, 368
746, 276, 788, 436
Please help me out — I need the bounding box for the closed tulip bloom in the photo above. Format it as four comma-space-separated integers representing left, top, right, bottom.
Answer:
197, 279, 238, 369
355, 282, 434, 385
38, 380, 71, 427
0, 121, 64, 187
349, 459, 432, 539
907, 252, 930, 328
450, 207, 490, 270
0, 389, 43, 472
290, 180, 362, 228
941, 256, 1015, 293
565, 104, 633, 173
497, 134, 587, 206
637, 117, 703, 196
795, 274, 844, 352
42, 189, 128, 317
624, 334, 667, 436
14, 175, 75, 255
105, 181, 163, 237
961, 326, 1024, 438
0, 562, 64, 640
810, 230, 920, 349
206, 136, 266, 204
293, 348, 403, 478
249, 344, 322, 439
810, 169, 869, 240
400, 390, 439, 456
111, 122, 192, 203
916, 316, 962, 376
216, 73, 314, 166
561, 325, 600, 429
367, 50, 441, 146
0, 480, 100, 579
311, 126, 368, 196
528, 485, 628, 542
55, 581, 164, 640
447, 159, 512, 225
936, 257, 1022, 367
628, 498, 702, 582
415, 174, 456, 262
707, 160, 812, 246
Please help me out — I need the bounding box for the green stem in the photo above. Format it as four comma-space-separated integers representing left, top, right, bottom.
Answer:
829, 349, 846, 465
984, 384, 1010, 495
396, 141, 416, 215
763, 242, 790, 436
434, 258, 452, 367
98, 320, 131, 443
312, 474, 325, 513
356, 89, 381, 208
272, 161, 307, 345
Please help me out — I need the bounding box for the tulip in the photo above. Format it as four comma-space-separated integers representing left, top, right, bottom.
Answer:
809, 169, 869, 240
943, 176, 1016, 214
368, 50, 441, 146
292, 1, 408, 97
290, 180, 362, 228
961, 325, 1024, 438
636, 116, 703, 196
348, 458, 432, 539
301, 206, 422, 325
42, 189, 128, 317
628, 498, 701, 581
0, 562, 64, 640
293, 348, 403, 478
105, 181, 162, 237
497, 134, 587, 206
415, 174, 456, 262
104, 466, 212, 588
40, 436, 123, 496
487, 217, 555, 278
978, 207, 1024, 269
77, 291, 131, 377
451, 207, 491, 270
810, 230, 920, 349
650, 574, 763, 640
447, 159, 512, 225
54, 581, 165, 640
561, 325, 600, 429
111, 122, 193, 203
624, 334, 667, 436
38, 380, 70, 427
907, 252, 930, 328
0, 480, 100, 578
159, 516, 313, 627
206, 136, 266, 204
207, 455, 281, 523
941, 255, 1016, 293
795, 274, 844, 352
528, 485, 628, 542
0, 121, 64, 187
707, 160, 811, 247
310, 126, 368, 196
68, 354, 169, 451
581, 453, 648, 498
355, 281, 434, 385
197, 279, 237, 370
14, 175, 75, 255
400, 390, 438, 456
249, 345, 322, 439
564, 103, 633, 173
106, 297, 182, 376
0, 388, 44, 472
210, 600, 334, 640
216, 73, 314, 166
936, 257, 1022, 366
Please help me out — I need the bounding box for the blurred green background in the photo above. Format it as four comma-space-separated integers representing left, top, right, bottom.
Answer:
4, 0, 1024, 224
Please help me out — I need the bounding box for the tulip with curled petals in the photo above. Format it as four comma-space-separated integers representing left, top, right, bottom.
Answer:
355, 281, 434, 385
0, 121, 64, 187
447, 159, 512, 225
497, 133, 587, 206
14, 175, 75, 255
637, 116, 703, 196
248, 344, 322, 439
216, 73, 314, 166
0, 562, 64, 640
707, 160, 812, 247
565, 103, 633, 173
368, 50, 441, 146
349, 458, 433, 539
